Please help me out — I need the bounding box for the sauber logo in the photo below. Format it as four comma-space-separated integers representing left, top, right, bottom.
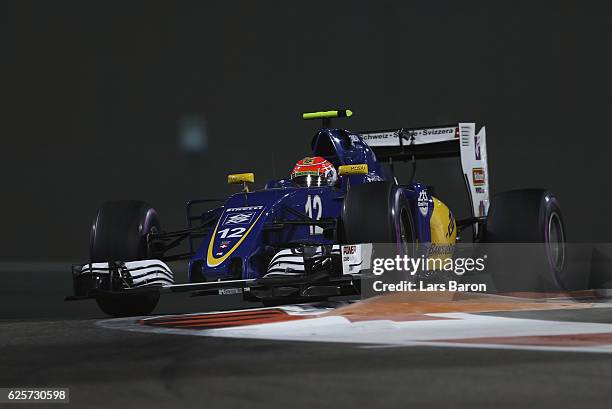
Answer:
417, 190, 429, 216
472, 168, 485, 186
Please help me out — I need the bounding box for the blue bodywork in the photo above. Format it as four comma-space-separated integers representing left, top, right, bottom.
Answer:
188, 128, 434, 282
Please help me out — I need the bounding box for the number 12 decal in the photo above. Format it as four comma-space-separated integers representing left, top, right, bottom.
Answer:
217, 227, 246, 239
305, 195, 323, 235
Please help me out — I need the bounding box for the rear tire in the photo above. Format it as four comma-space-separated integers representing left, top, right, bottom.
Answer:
90, 200, 161, 317
484, 189, 566, 292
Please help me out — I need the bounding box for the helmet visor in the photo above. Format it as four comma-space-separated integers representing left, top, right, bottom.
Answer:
291, 174, 332, 187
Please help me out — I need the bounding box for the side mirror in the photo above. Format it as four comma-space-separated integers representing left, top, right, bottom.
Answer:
338, 164, 368, 176
228, 173, 254, 192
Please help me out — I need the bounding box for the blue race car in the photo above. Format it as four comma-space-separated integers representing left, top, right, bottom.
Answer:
68, 110, 567, 316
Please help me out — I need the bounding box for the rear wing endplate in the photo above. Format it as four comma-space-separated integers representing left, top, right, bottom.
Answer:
360, 123, 489, 219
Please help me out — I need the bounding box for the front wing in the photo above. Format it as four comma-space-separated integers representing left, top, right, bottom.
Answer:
67, 244, 373, 302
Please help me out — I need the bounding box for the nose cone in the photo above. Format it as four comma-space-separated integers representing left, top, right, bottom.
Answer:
196, 188, 301, 280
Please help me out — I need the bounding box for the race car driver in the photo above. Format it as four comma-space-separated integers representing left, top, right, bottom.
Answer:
290, 156, 338, 187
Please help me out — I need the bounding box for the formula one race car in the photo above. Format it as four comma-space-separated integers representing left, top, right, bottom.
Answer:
67, 110, 567, 316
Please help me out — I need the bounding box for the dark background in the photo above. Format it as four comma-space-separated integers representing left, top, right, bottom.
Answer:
2, 0, 611, 261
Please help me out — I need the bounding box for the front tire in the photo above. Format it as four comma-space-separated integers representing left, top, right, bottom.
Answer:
90, 200, 161, 316
341, 181, 415, 248
96, 292, 160, 317
341, 180, 415, 275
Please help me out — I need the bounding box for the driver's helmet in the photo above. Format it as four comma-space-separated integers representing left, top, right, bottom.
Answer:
290, 156, 338, 187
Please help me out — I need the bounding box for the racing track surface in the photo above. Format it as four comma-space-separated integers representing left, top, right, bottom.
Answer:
3, 269, 612, 408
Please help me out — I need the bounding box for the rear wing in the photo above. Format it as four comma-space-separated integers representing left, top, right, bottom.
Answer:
360, 123, 489, 219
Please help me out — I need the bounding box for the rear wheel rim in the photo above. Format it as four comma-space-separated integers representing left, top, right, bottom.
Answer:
547, 211, 565, 272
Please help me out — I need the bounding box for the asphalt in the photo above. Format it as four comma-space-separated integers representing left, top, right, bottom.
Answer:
2, 270, 612, 408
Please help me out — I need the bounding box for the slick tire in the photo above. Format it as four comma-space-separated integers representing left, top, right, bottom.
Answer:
341, 181, 415, 247
341, 181, 415, 281
96, 292, 160, 317
90, 200, 161, 317
484, 189, 566, 293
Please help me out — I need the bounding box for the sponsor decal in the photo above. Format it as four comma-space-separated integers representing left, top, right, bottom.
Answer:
475, 187, 484, 194
346, 165, 366, 173
445, 210, 455, 238
472, 168, 485, 186
218, 288, 243, 295
362, 132, 396, 141
223, 212, 256, 225
341, 244, 369, 275
474, 135, 482, 160
343, 245, 357, 255
225, 205, 263, 212
427, 244, 456, 257
363, 127, 457, 146
219, 240, 230, 250
302, 157, 315, 165
406, 127, 456, 138
420, 128, 454, 136
417, 190, 429, 217
292, 171, 317, 177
